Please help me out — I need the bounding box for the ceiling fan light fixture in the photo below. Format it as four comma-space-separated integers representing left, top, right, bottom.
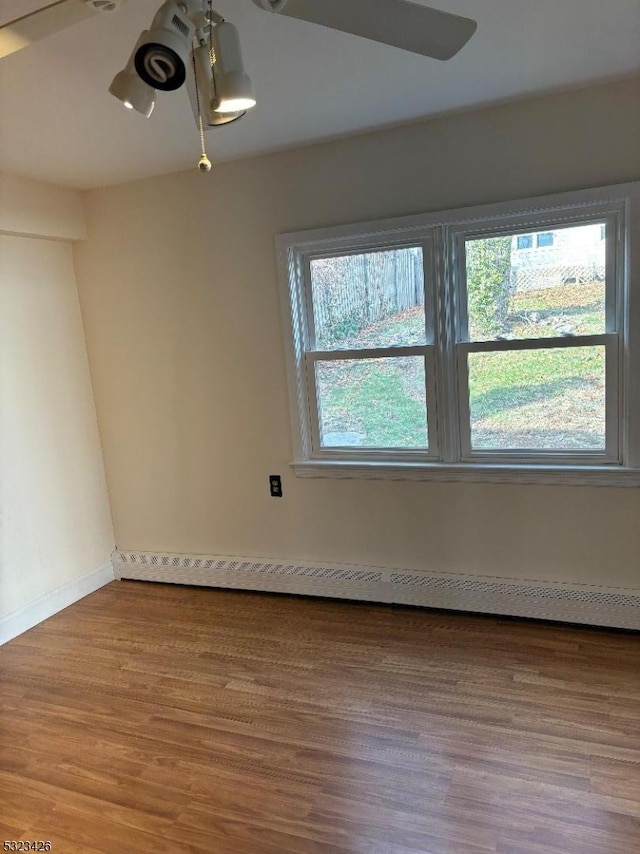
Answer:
109, 69, 156, 117
212, 22, 256, 114
109, 31, 157, 117
134, 2, 195, 92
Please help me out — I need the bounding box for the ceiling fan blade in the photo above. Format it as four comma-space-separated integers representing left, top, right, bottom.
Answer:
266, 0, 477, 61
0, 0, 102, 60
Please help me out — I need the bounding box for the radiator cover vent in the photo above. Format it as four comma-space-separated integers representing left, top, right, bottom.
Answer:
118, 552, 383, 584
114, 551, 640, 630
390, 572, 640, 608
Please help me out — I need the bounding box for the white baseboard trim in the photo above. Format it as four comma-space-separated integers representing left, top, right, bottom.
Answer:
0, 562, 115, 646
114, 551, 640, 631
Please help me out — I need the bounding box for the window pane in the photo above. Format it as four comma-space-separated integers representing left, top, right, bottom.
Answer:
465, 223, 607, 342
537, 232, 554, 248
467, 346, 606, 451
316, 357, 428, 449
310, 248, 426, 350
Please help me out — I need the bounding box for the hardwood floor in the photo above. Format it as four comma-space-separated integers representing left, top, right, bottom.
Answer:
1, 582, 640, 853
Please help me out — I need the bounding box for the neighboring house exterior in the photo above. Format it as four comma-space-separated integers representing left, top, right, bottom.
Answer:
510, 223, 606, 291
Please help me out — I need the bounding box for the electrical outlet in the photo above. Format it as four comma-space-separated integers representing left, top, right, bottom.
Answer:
269, 475, 283, 497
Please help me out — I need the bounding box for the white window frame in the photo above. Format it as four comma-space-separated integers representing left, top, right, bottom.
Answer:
276, 183, 640, 485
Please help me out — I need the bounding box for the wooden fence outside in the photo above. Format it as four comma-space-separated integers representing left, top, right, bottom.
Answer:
311, 248, 424, 345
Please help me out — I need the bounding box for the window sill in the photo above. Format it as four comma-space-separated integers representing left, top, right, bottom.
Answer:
291, 460, 640, 486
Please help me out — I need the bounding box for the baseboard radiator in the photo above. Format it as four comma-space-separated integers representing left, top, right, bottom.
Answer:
113, 551, 640, 631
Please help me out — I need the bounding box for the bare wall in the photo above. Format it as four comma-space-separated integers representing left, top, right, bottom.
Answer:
74, 76, 640, 587
0, 175, 114, 631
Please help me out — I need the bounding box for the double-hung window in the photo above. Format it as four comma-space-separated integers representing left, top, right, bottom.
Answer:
303, 240, 439, 459
277, 183, 640, 484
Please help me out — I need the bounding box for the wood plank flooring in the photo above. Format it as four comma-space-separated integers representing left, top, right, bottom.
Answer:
1, 581, 640, 853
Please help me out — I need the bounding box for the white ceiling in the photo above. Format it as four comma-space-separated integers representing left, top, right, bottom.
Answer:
1, 0, 639, 189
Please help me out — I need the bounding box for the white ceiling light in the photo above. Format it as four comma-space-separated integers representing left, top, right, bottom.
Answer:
133, 1, 195, 92
109, 69, 156, 116
211, 22, 256, 114
109, 31, 156, 117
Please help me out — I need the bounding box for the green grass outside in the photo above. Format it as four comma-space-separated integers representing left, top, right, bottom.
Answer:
317, 358, 428, 448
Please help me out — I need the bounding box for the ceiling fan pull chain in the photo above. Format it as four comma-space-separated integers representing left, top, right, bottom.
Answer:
197, 115, 211, 172
192, 54, 212, 173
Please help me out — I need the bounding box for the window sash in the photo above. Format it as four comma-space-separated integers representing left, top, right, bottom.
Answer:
305, 345, 440, 460
303, 236, 436, 352
455, 333, 620, 464
451, 211, 620, 345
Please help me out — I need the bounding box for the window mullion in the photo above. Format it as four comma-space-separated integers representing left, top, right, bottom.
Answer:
435, 225, 462, 463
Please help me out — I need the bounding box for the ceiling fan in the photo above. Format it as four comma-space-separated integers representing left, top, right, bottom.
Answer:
0, 0, 477, 170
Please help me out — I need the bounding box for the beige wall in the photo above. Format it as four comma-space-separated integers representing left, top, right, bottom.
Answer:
0, 177, 113, 623
75, 76, 640, 587
0, 173, 86, 240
